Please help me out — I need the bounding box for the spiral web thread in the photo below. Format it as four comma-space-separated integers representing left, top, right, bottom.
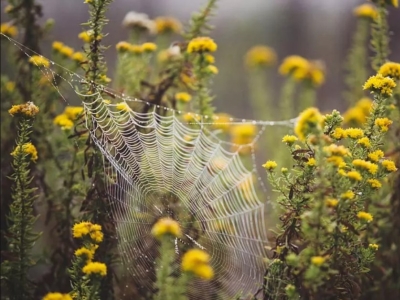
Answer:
2, 33, 297, 298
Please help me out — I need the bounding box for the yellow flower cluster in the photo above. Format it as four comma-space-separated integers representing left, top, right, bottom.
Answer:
306, 157, 316, 167
0, 22, 18, 37
52, 41, 74, 58
353, 4, 377, 19
367, 179, 382, 189
341, 190, 355, 200
381, 159, 397, 172
346, 170, 363, 181
11, 142, 38, 162
212, 113, 231, 133
207, 65, 219, 74
53, 106, 84, 130
279, 56, 325, 86
116, 102, 131, 112
42, 292, 73, 300
282, 135, 298, 145
369, 243, 379, 250
78, 30, 102, 43
357, 211, 373, 222
311, 256, 326, 266
154, 16, 182, 34
331, 127, 347, 140
230, 124, 256, 145
325, 198, 339, 208
9, 102, 39, 117
72, 221, 104, 243
374, 117, 392, 132
82, 261, 107, 276
244, 45, 277, 68
116, 41, 157, 54
75, 246, 96, 261
323, 144, 350, 157
357, 137, 371, 148
263, 160, 278, 171
352, 159, 378, 175
368, 149, 384, 162
294, 107, 324, 141
363, 74, 397, 97
29, 55, 50, 68
72, 52, 85, 63
345, 127, 364, 139
187, 37, 217, 53
151, 217, 182, 239
181, 249, 214, 280
343, 97, 373, 126
175, 92, 192, 103
378, 62, 400, 80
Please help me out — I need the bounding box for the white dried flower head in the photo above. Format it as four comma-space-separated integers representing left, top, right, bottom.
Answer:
169, 43, 181, 56
122, 11, 156, 33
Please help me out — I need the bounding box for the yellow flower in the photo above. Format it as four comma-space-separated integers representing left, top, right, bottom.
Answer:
1, 22, 18, 37
352, 159, 378, 175
52, 41, 64, 51
53, 114, 74, 130
212, 113, 231, 132
8, 102, 39, 117
262, 160, 278, 171
129, 44, 143, 54
282, 135, 298, 145
175, 92, 192, 103
311, 256, 326, 266
375, 117, 392, 132
341, 190, 355, 200
78, 30, 97, 43
207, 65, 219, 74
72, 222, 103, 243
142, 42, 157, 52
345, 127, 364, 139
323, 144, 350, 157
294, 107, 323, 141
103, 99, 111, 105
116, 41, 132, 52
279, 55, 309, 76
29, 55, 50, 68
42, 292, 73, 300
378, 62, 400, 80
369, 243, 379, 251
154, 16, 182, 34
367, 149, 384, 162
331, 127, 347, 140
11, 142, 38, 162
75, 247, 94, 261
347, 170, 362, 181
353, 4, 377, 19
116, 102, 131, 112
363, 73, 397, 97
381, 159, 397, 172
82, 261, 107, 276
367, 179, 382, 189
245, 45, 277, 68
230, 124, 256, 145
181, 249, 214, 280
306, 158, 316, 167
357, 211, 373, 222
59, 45, 74, 58
151, 218, 182, 239
356, 98, 373, 114
325, 198, 339, 208
187, 37, 217, 53
357, 137, 371, 148
281, 167, 288, 174
343, 107, 366, 125
205, 54, 215, 64
327, 156, 346, 168
72, 52, 85, 63
64, 106, 83, 120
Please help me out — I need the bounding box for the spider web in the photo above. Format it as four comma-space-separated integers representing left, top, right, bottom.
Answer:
2, 33, 297, 299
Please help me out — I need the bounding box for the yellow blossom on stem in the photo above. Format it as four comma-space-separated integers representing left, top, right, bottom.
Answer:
363, 73, 396, 97
344, 127, 364, 139
353, 4, 378, 19
72, 52, 85, 63
78, 30, 97, 43
187, 37, 217, 53
367, 179, 382, 189
347, 170, 362, 181
381, 159, 397, 172
72, 222, 103, 243
9, 102, 39, 117
357, 137, 371, 148
245, 45, 277, 69
151, 217, 182, 239
311, 256, 326, 266
116, 41, 132, 52
323, 144, 350, 157
42, 292, 73, 300
212, 113, 231, 133
0, 22, 18, 37
82, 261, 107, 276
369, 243, 379, 251
367, 149, 384, 162
306, 158, 316, 167
325, 198, 339, 208
29, 55, 50, 68
327, 156, 346, 168
263, 160, 278, 171
175, 92, 192, 103
181, 249, 214, 280
154, 16, 182, 34
204, 54, 215, 64
116, 102, 131, 112
357, 211, 373, 222
374, 117, 392, 132
331, 127, 347, 140
59, 45, 74, 58
207, 65, 219, 74
230, 124, 256, 145
129, 44, 143, 54
11, 142, 38, 162
294, 107, 323, 141
52, 41, 64, 51
75, 247, 94, 261
279, 55, 309, 76
378, 62, 400, 80
53, 114, 74, 130
64, 106, 84, 120
282, 135, 298, 145
341, 190, 355, 200
142, 42, 157, 52
352, 159, 378, 175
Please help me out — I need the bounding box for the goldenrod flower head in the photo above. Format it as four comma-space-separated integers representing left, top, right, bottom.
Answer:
352, 159, 378, 175
378, 62, 400, 80
52, 41, 64, 51
122, 11, 156, 33
245, 45, 277, 69
375, 117, 392, 132
205, 54, 215, 64
327, 156, 346, 168
72, 52, 85, 63
262, 160, 278, 171
363, 73, 396, 97
294, 107, 323, 141
357, 137, 371, 148
129, 44, 143, 54
323, 144, 350, 157
181, 249, 214, 280
325, 198, 339, 208
59, 45, 74, 58
11, 142, 38, 162
207, 65, 219, 74
347, 170, 362, 181
281, 167, 288, 174
381, 159, 397, 172
306, 157, 316, 167
367, 149, 384, 162
72, 221, 103, 243
151, 217, 182, 238
343, 107, 367, 125
311, 256, 326, 266
230, 124, 256, 145
279, 55, 309, 76
100, 74, 111, 83
64, 106, 83, 120
82, 261, 107, 276
187, 37, 217, 53
175, 92, 192, 103
75, 247, 94, 261
212, 113, 231, 133
356, 97, 373, 114
29, 55, 50, 68
42, 292, 73, 300
53, 114, 74, 130
116, 41, 132, 53
353, 4, 378, 19
9, 102, 39, 117
142, 42, 157, 52
369, 243, 379, 251
282, 135, 298, 145
367, 179, 382, 189
154, 16, 182, 34
1, 22, 18, 37
344, 127, 364, 139
116, 102, 131, 112
331, 127, 347, 140
78, 30, 100, 43
357, 211, 373, 222
341, 190, 355, 200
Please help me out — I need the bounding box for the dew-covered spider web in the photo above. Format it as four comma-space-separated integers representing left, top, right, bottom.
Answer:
3, 33, 297, 299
